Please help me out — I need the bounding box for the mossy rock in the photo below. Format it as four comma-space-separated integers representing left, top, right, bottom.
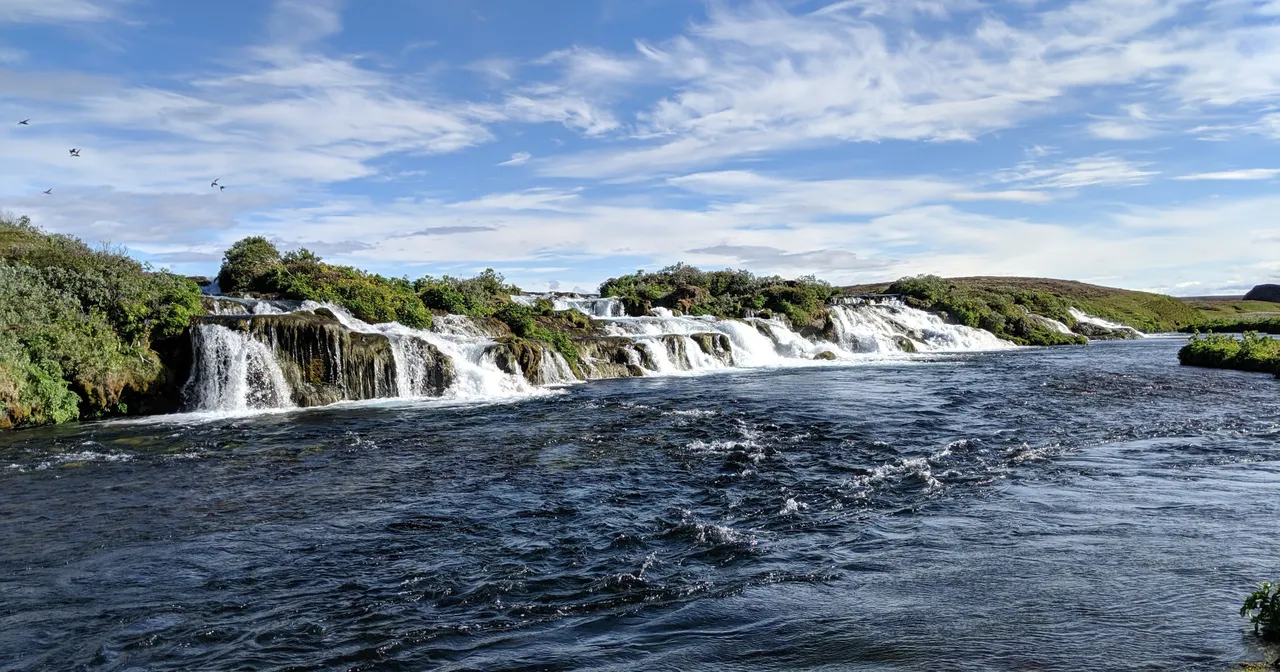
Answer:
813, 351, 838, 361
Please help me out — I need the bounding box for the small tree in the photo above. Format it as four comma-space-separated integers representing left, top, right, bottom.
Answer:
217, 236, 281, 294
1242, 583, 1280, 641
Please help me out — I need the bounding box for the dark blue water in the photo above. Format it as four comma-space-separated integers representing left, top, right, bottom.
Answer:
2, 338, 1279, 671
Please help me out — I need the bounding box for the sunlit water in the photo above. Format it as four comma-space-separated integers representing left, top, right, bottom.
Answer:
2, 337, 1278, 671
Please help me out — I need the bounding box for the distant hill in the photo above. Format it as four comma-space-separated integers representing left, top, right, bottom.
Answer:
844, 276, 1203, 333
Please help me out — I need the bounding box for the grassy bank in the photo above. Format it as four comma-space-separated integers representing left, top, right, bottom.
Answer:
0, 216, 203, 428
849, 276, 1202, 334
1179, 332, 1280, 376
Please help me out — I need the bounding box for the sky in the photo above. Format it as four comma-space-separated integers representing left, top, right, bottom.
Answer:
1, 0, 1279, 295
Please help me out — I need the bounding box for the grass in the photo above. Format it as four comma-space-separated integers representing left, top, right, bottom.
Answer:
848, 276, 1202, 333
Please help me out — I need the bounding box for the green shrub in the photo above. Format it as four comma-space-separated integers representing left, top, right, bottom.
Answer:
414, 268, 520, 318
1242, 582, 1280, 641
1179, 332, 1280, 375
267, 250, 431, 329
599, 264, 840, 324
0, 215, 202, 427
216, 236, 282, 294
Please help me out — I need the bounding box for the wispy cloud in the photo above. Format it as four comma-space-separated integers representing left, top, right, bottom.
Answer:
996, 155, 1159, 189
0, 0, 128, 24
1173, 168, 1280, 180
498, 151, 531, 166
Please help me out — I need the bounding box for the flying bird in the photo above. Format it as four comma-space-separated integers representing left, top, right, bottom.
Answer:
69, 148, 80, 157
219, 185, 225, 191
18, 119, 29, 126
210, 178, 219, 187
43, 188, 52, 194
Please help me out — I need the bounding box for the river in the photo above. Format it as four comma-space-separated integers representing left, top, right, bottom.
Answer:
2, 337, 1278, 670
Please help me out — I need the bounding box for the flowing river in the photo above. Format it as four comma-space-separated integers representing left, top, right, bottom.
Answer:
2, 336, 1278, 670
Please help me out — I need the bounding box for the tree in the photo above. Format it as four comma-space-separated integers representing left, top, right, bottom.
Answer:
217, 236, 282, 294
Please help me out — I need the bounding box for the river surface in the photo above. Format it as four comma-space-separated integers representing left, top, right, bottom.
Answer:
2, 337, 1278, 671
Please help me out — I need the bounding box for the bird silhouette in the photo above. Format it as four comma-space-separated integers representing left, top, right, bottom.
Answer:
219, 185, 226, 191
43, 188, 52, 194
210, 178, 219, 187
69, 148, 81, 157
18, 119, 29, 126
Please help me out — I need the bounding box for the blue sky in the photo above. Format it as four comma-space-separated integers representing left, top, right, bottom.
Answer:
1, 0, 1279, 295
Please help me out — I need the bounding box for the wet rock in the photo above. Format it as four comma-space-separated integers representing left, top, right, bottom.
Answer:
196, 312, 452, 406
813, 351, 838, 361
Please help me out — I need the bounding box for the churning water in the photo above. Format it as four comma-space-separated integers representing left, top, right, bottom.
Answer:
2, 338, 1278, 670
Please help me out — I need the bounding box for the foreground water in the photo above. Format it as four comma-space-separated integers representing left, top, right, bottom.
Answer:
2, 337, 1278, 671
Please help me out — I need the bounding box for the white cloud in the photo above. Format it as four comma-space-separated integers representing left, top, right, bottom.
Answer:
1173, 168, 1280, 180
996, 155, 1159, 189
498, 152, 531, 166
0, 0, 126, 23
534, 0, 1280, 178
1088, 120, 1157, 140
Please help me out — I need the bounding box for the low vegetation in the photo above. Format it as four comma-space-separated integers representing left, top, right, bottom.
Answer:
1184, 317, 1280, 335
851, 276, 1203, 334
1178, 332, 1280, 376
881, 275, 1088, 346
1242, 582, 1280, 642
0, 215, 203, 428
600, 263, 841, 327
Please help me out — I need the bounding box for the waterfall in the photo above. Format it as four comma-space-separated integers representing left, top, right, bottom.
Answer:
1068, 308, 1145, 338
512, 293, 627, 318
827, 300, 1012, 353
320, 305, 534, 399
181, 292, 1022, 417
185, 323, 294, 412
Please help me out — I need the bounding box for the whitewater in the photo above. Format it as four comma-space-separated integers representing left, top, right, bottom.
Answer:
182, 296, 1017, 415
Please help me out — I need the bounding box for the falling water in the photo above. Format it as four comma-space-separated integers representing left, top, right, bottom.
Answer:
185, 323, 294, 412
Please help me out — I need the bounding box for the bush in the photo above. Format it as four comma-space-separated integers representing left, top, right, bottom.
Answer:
268, 248, 431, 329
1179, 332, 1280, 375
1242, 583, 1280, 641
0, 214, 202, 427
414, 268, 520, 318
600, 264, 840, 324
216, 236, 282, 294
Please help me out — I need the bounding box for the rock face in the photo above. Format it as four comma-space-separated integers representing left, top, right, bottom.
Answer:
195, 311, 452, 407
576, 337, 649, 379
1071, 322, 1141, 340
1244, 284, 1280, 303
484, 338, 577, 385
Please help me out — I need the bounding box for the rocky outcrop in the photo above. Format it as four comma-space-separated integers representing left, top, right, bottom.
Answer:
485, 338, 578, 385
576, 337, 649, 379
201, 296, 250, 315
689, 332, 734, 366
1071, 322, 1141, 341
196, 311, 452, 406
1244, 284, 1280, 303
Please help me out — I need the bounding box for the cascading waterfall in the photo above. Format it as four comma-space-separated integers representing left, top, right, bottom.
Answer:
827, 299, 1012, 353
513, 293, 627, 318
186, 323, 294, 412
183, 292, 1018, 416
1069, 308, 1145, 338
319, 304, 534, 399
